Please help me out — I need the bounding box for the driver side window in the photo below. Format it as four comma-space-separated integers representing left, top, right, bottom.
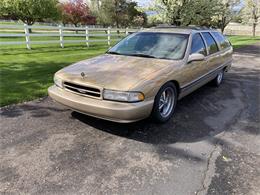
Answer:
191, 33, 207, 56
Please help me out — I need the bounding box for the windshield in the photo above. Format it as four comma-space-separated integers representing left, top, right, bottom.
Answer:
108, 32, 189, 60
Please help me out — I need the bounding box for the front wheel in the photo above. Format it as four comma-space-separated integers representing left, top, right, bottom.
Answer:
151, 82, 177, 123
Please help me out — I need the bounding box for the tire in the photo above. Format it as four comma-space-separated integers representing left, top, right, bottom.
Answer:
212, 69, 224, 87
151, 82, 177, 123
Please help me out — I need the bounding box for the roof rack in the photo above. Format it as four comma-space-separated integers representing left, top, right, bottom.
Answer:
154, 24, 213, 30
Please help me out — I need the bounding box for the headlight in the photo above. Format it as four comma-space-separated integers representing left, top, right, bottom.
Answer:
54, 75, 63, 88
103, 89, 144, 102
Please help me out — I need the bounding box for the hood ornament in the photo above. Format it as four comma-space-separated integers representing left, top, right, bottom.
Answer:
81, 72, 86, 78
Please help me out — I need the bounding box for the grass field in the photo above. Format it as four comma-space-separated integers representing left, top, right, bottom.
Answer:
0, 43, 110, 106
228, 35, 260, 49
0, 35, 259, 107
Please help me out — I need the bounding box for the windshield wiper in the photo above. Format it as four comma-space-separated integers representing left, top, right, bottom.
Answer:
107, 52, 156, 59
106, 51, 122, 55
128, 53, 156, 58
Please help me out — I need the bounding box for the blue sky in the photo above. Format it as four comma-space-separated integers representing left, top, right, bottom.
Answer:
136, 0, 151, 7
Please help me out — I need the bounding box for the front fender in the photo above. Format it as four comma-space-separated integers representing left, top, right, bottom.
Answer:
130, 65, 182, 99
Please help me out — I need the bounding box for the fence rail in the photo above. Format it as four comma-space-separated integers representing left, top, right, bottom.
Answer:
0, 24, 139, 49
1, 23, 258, 50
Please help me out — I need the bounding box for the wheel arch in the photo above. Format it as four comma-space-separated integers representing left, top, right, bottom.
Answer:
169, 80, 181, 97
223, 65, 229, 72
151, 80, 179, 123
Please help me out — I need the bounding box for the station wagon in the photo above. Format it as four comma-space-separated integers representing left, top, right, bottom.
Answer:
48, 27, 233, 123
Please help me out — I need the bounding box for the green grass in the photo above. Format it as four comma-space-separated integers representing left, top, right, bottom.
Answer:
0, 35, 259, 107
228, 35, 260, 49
0, 43, 111, 106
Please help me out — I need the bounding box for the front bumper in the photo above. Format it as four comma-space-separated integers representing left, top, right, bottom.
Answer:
48, 85, 154, 123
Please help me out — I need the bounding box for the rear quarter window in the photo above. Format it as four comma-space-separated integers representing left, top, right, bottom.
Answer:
201, 32, 219, 55
212, 32, 231, 50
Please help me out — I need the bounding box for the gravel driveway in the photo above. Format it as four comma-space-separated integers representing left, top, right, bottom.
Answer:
1, 44, 259, 195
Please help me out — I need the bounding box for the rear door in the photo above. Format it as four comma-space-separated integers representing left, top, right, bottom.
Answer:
201, 32, 221, 73
211, 31, 233, 66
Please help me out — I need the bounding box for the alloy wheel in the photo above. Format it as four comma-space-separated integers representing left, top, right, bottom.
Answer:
159, 87, 175, 118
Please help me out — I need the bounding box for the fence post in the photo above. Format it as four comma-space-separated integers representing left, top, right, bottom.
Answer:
107, 27, 111, 46
24, 24, 31, 49
59, 25, 64, 48
85, 26, 89, 47
125, 27, 129, 35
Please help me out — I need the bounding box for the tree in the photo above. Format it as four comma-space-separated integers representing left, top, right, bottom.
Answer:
0, 0, 17, 20
146, 14, 164, 27
241, 0, 260, 37
121, 1, 147, 27
132, 12, 147, 27
89, 0, 102, 11
96, 0, 146, 27
157, 0, 189, 26
0, 0, 59, 29
181, 0, 220, 27
212, 0, 240, 33
232, 12, 243, 23
152, 0, 220, 26
59, 0, 96, 27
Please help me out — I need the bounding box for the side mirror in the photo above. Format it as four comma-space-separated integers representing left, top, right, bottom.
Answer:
188, 53, 205, 63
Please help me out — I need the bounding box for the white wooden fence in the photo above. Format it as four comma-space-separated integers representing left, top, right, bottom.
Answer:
0, 24, 139, 49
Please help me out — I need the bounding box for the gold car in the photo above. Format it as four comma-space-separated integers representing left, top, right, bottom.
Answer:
48, 27, 233, 123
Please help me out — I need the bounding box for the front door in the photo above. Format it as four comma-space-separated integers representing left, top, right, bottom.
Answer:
180, 33, 208, 96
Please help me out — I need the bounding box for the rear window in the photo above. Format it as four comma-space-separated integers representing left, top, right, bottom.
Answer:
212, 32, 231, 50
201, 32, 219, 55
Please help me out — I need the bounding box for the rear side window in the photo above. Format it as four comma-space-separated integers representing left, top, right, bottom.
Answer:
212, 32, 231, 50
201, 32, 219, 55
191, 33, 207, 56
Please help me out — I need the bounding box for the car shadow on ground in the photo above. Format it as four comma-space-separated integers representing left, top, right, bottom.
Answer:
69, 79, 240, 164
71, 82, 233, 145
71, 65, 259, 147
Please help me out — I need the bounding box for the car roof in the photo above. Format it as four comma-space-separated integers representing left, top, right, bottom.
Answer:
139, 27, 219, 35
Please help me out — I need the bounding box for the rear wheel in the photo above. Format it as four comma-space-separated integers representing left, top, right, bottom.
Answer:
212, 69, 224, 87
151, 82, 177, 123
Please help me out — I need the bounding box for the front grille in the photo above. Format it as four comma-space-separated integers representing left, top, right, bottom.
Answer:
63, 82, 101, 98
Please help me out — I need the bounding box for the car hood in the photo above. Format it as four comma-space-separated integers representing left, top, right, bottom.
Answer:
57, 54, 178, 91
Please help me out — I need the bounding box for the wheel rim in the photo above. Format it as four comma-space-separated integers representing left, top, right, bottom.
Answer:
217, 71, 223, 84
159, 87, 175, 118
